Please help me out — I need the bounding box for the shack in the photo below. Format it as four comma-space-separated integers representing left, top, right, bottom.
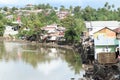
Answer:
93, 27, 118, 59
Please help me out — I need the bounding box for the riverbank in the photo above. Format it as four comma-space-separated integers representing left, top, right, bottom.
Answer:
1, 37, 74, 50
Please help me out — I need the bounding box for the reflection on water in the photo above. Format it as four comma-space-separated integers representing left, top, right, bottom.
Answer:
0, 41, 84, 80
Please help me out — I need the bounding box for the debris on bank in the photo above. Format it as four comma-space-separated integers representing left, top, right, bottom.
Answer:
74, 35, 120, 80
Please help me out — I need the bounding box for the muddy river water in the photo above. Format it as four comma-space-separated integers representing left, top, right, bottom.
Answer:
0, 41, 85, 80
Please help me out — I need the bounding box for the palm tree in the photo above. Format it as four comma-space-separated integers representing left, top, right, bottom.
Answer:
60, 5, 65, 11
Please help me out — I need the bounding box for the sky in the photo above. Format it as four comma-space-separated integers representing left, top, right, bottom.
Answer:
0, 0, 120, 9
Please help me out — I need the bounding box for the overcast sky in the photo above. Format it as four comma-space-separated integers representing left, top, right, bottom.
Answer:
0, 0, 120, 9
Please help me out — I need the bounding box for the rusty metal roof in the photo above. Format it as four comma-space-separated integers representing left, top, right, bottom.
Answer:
114, 27, 120, 33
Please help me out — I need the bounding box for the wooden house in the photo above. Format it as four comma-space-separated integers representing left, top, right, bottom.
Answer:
93, 27, 119, 59
41, 24, 65, 42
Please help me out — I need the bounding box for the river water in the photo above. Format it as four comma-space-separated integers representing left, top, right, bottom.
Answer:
0, 41, 85, 80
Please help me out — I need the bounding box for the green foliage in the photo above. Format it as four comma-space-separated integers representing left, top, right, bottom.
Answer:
82, 6, 96, 21
3, 6, 8, 11
0, 22, 5, 36
74, 19, 86, 34
44, 10, 59, 24
34, 3, 52, 9
1, 2, 120, 39
17, 9, 59, 40
60, 5, 66, 11
17, 30, 27, 37
63, 16, 86, 44
11, 7, 18, 12
61, 15, 75, 28
74, 6, 82, 19
0, 13, 6, 36
65, 27, 77, 43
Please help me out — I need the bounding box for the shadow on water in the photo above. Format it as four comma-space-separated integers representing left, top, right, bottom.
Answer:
0, 41, 85, 80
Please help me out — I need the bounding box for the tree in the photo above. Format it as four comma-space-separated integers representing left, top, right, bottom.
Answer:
104, 2, 109, 8
73, 6, 82, 19
65, 27, 78, 44
45, 10, 59, 24
61, 15, 75, 28
18, 8, 60, 41
3, 6, 8, 11
46, 3, 52, 9
74, 6, 81, 13
74, 19, 86, 35
60, 5, 66, 11
82, 6, 96, 21
112, 4, 114, 9
54, 7, 58, 10
12, 7, 18, 12
0, 13, 6, 36
69, 5, 73, 13
0, 22, 5, 36
62, 15, 86, 44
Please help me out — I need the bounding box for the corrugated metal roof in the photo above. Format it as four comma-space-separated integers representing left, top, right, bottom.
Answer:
93, 27, 116, 34
85, 21, 120, 28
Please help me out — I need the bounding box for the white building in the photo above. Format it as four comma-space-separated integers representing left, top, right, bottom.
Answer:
85, 21, 120, 35
3, 26, 18, 39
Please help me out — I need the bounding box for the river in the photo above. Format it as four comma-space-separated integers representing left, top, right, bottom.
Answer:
0, 41, 85, 80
